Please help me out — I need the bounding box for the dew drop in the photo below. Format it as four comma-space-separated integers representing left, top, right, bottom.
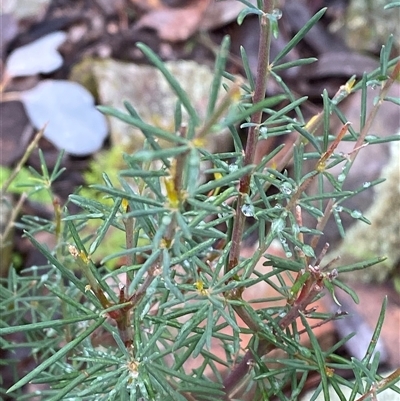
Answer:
280, 182, 293, 195
259, 126, 268, 138
337, 173, 346, 182
285, 251, 293, 258
363, 181, 371, 188
228, 164, 238, 172
162, 215, 172, 225
365, 135, 378, 142
350, 210, 362, 219
241, 203, 254, 217
272, 8, 283, 19
335, 205, 343, 212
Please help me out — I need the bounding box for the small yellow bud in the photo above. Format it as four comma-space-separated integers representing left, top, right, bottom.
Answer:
164, 176, 179, 208
194, 280, 209, 296
122, 198, 129, 212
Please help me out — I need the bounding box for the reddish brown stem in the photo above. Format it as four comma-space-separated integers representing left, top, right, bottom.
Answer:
227, 0, 275, 275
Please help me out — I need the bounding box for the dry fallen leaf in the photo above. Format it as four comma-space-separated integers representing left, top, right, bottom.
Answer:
134, 0, 210, 42
134, 0, 245, 42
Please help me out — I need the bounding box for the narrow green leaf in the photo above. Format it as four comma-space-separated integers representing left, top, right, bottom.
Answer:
141, 324, 167, 358
128, 248, 162, 294
174, 304, 208, 349
7, 318, 106, 393
332, 279, 359, 304
272, 57, 317, 71
223, 95, 288, 127
299, 313, 330, 400
0, 313, 98, 335
240, 46, 255, 91
332, 207, 346, 238
265, 96, 308, 123
46, 365, 104, 401
337, 257, 387, 274
49, 150, 66, 182
45, 285, 96, 314
91, 185, 164, 207
153, 361, 224, 390
272, 8, 327, 64
330, 377, 348, 401
208, 298, 239, 332
207, 35, 230, 118
362, 297, 387, 364
123, 101, 171, 168
293, 124, 321, 153
146, 367, 187, 401
237, 7, 262, 25
384, 96, 400, 105
89, 198, 121, 255
98, 106, 188, 145
193, 305, 214, 358
24, 231, 90, 296
119, 169, 168, 178
136, 42, 200, 127
195, 165, 253, 194
384, 2, 400, 9
162, 249, 185, 302
174, 100, 182, 131
360, 73, 368, 131
129, 146, 189, 163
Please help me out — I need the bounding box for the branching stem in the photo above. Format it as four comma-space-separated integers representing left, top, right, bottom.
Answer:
227, 0, 275, 275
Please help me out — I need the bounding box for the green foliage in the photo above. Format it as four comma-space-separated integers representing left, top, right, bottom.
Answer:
1, 2, 400, 401
0, 166, 49, 203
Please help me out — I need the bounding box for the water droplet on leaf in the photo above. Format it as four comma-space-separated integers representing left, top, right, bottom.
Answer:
280, 182, 293, 195
241, 203, 254, 217
350, 210, 362, 219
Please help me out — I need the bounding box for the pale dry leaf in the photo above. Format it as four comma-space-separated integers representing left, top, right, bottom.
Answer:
6, 31, 67, 77
134, 0, 210, 42
20, 80, 108, 156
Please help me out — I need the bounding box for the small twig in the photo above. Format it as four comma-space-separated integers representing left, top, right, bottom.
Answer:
0, 193, 27, 243
310, 199, 336, 250
128, 264, 161, 305
350, 61, 400, 164
296, 310, 348, 336
0, 71, 12, 94
173, 125, 188, 197
1, 127, 45, 193
355, 368, 400, 401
